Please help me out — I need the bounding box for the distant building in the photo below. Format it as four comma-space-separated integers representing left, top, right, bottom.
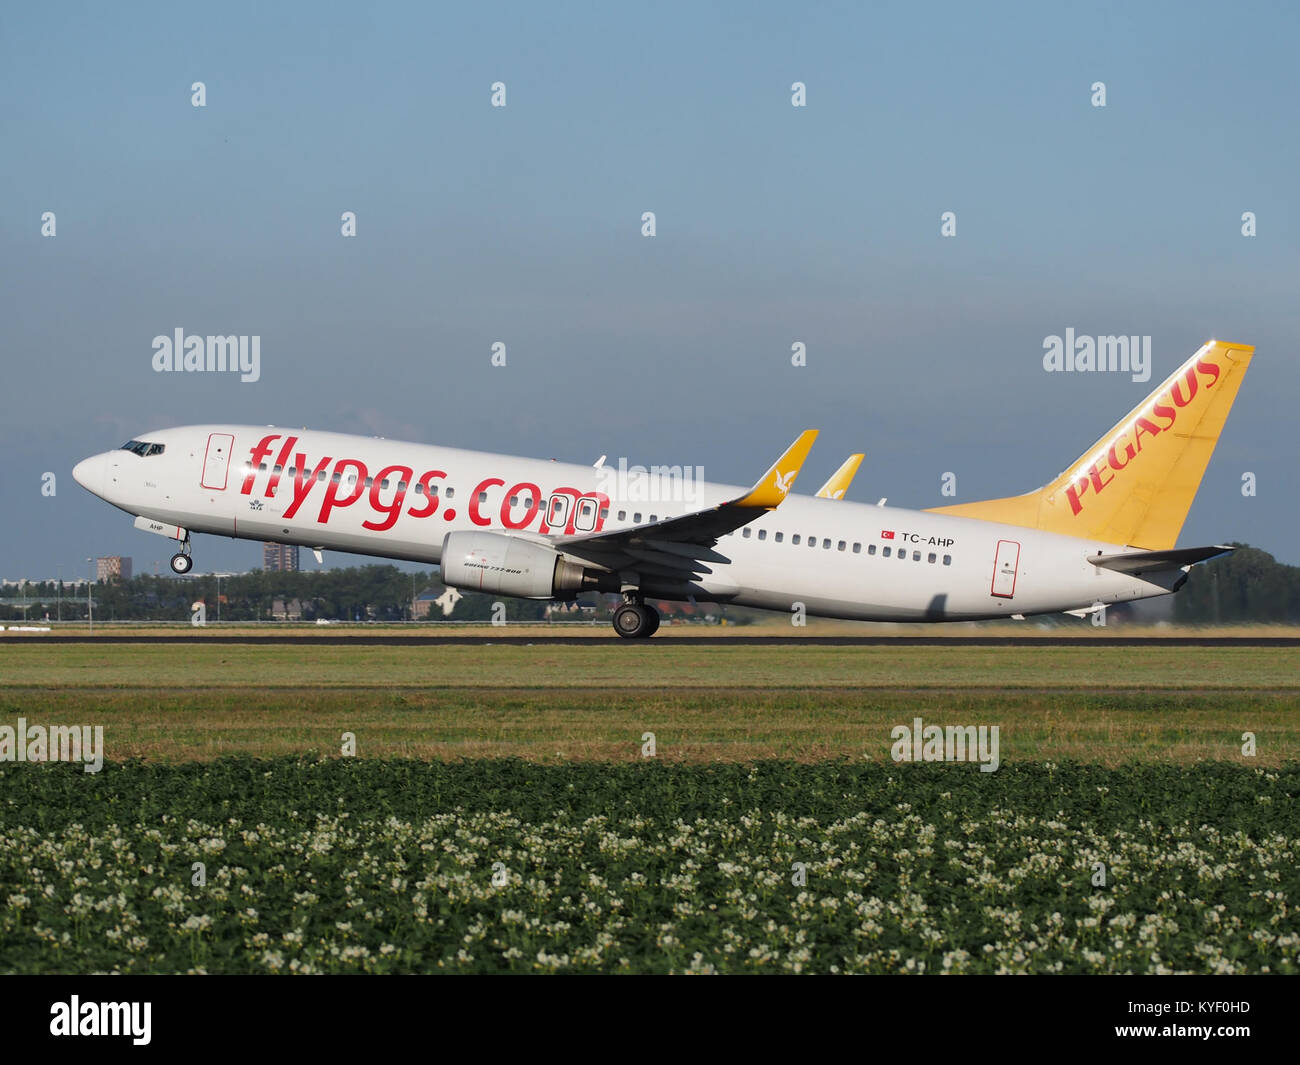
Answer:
263, 543, 299, 572
96, 556, 132, 582
271, 597, 304, 620
412, 587, 456, 619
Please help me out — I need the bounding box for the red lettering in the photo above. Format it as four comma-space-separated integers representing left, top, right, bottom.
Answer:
469, 477, 505, 527
1150, 401, 1177, 430
1169, 367, 1198, 407
265, 436, 298, 498
283, 453, 332, 519
363, 464, 414, 532
501, 482, 541, 530
1196, 355, 1221, 387
539, 487, 582, 533
1108, 435, 1136, 471
1065, 475, 1090, 516
241, 434, 280, 495
1088, 459, 1114, 495
406, 470, 446, 518
1132, 416, 1162, 451
317, 458, 368, 523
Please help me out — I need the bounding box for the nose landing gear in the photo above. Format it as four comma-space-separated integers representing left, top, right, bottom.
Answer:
169, 538, 193, 574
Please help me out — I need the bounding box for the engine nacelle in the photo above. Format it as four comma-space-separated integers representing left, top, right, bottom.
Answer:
440, 531, 609, 599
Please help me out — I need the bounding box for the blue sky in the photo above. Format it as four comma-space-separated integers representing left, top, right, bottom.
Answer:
2, 0, 1296, 578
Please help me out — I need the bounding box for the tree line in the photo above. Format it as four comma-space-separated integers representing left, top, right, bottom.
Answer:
2, 544, 1297, 623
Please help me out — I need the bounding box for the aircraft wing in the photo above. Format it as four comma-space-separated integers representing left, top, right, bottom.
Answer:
815, 453, 864, 499
551, 430, 817, 579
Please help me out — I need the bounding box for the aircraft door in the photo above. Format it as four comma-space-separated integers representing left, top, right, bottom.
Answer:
201, 433, 235, 490
991, 539, 1020, 598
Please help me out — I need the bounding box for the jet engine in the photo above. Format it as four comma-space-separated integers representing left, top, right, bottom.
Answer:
439, 531, 615, 598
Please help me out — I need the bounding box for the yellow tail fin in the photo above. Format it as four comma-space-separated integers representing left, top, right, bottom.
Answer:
926, 340, 1254, 549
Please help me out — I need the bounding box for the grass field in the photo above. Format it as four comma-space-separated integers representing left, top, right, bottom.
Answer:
0, 642, 1296, 764
2, 758, 1297, 974
2, 639, 1297, 973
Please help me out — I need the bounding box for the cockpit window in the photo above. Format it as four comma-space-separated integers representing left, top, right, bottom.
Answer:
120, 440, 165, 457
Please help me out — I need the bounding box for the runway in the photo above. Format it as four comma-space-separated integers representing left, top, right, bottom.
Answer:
13, 635, 1300, 646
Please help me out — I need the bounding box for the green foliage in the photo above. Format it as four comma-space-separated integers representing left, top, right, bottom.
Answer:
0, 566, 553, 622
1174, 545, 1300, 624
2, 758, 1297, 973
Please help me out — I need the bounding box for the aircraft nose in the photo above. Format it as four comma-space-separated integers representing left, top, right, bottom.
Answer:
72, 453, 106, 496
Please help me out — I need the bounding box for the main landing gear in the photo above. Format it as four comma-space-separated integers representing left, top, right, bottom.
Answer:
169, 537, 193, 574
613, 598, 660, 639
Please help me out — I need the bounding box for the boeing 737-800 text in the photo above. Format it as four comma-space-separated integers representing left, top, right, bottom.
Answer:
73, 341, 1252, 637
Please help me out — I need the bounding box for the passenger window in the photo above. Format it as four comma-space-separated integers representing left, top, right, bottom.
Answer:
618, 510, 626, 521
792, 534, 801, 545
273, 464, 282, 474
599, 507, 609, 520
634, 512, 642, 523
758, 529, 767, 541
809, 538, 817, 548
823, 539, 831, 549
288, 467, 297, 478
398, 480, 407, 491
912, 551, 920, 561
838, 541, 846, 551
650, 515, 658, 522
775, 532, 783, 543
317, 471, 327, 482
868, 544, 876, 555
943, 555, 952, 566
259, 463, 268, 472
509, 495, 518, 506
742, 528, 751, 538
365, 477, 374, 487
852, 543, 861, 553
445, 488, 455, 499
928, 552, 936, 563
883, 546, 891, 557
478, 491, 488, 503
331, 472, 341, 484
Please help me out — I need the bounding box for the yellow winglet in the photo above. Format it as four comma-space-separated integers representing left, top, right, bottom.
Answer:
733, 430, 819, 509
816, 453, 864, 499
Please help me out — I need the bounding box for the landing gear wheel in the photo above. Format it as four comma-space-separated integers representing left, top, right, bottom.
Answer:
643, 606, 660, 637
170, 552, 193, 574
613, 602, 652, 639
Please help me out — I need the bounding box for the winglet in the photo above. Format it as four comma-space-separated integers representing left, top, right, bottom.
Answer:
732, 430, 818, 509
816, 453, 864, 499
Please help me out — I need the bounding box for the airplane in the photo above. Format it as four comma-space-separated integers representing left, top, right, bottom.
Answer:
815, 454, 864, 500
72, 340, 1252, 638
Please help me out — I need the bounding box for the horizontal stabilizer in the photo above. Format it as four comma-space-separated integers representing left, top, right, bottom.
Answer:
1088, 544, 1233, 575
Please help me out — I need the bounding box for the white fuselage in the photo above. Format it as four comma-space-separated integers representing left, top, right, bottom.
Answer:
73, 425, 1184, 621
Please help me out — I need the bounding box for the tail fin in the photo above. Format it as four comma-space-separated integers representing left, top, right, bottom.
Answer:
926, 340, 1254, 549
